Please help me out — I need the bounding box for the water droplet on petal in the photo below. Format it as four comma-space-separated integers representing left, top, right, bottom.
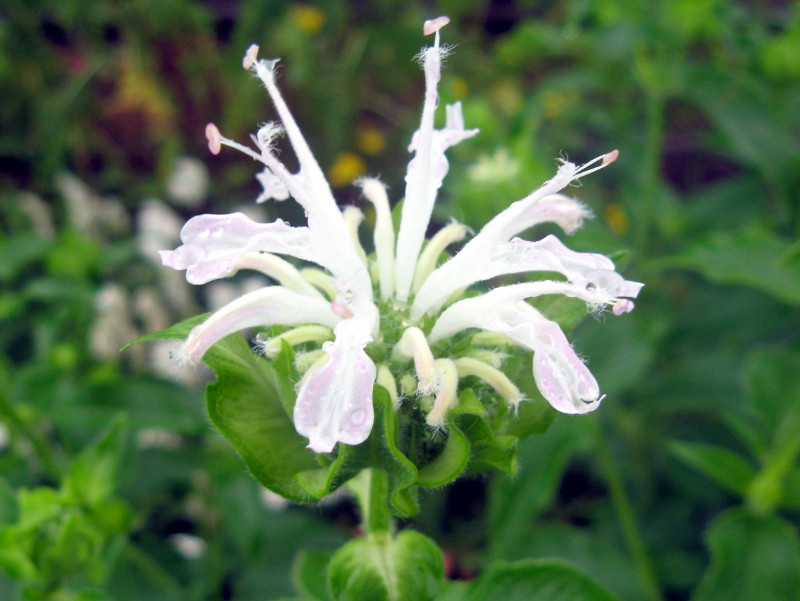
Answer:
350, 408, 366, 426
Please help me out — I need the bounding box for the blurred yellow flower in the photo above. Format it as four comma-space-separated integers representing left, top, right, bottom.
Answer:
604, 203, 629, 236
327, 151, 366, 186
356, 127, 387, 155
449, 76, 469, 100
291, 5, 326, 35
543, 89, 566, 119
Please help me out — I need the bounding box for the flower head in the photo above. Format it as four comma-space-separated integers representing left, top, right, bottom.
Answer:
161, 18, 642, 453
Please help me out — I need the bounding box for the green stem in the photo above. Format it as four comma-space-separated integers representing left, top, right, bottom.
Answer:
0, 393, 64, 480
366, 468, 392, 536
594, 420, 664, 601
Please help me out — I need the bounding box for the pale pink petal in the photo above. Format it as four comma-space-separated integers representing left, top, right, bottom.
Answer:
159, 212, 318, 284
293, 318, 376, 453
504, 309, 601, 414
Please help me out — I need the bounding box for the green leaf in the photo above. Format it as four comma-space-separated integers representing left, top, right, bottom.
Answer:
0, 233, 50, 282
489, 418, 594, 560
663, 228, 800, 306
692, 507, 800, 601
462, 559, 619, 601
293, 550, 334, 601
204, 332, 323, 503
499, 398, 555, 439
328, 530, 443, 601
121, 313, 210, 351
0, 478, 17, 525
670, 441, 757, 497
418, 389, 518, 486
743, 348, 800, 448
64, 414, 128, 508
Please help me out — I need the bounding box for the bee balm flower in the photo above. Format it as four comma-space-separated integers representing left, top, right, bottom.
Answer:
161, 17, 642, 453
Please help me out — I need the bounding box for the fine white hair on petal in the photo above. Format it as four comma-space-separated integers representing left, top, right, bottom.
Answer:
293, 317, 376, 453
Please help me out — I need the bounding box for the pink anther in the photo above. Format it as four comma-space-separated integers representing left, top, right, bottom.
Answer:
423, 16, 450, 36
242, 44, 259, 70
205, 123, 222, 155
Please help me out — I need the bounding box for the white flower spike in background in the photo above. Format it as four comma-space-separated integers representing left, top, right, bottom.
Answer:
160, 16, 642, 453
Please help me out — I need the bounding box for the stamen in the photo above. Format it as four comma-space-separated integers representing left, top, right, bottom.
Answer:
423, 16, 450, 36
205, 123, 222, 155
243, 44, 259, 70
572, 149, 620, 179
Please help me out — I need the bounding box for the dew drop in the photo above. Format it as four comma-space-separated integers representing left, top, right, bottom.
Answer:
350, 408, 366, 426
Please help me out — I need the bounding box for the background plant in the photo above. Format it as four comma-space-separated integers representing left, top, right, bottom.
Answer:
1, 1, 799, 600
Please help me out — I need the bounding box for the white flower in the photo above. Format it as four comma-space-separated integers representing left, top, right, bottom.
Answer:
160, 16, 643, 453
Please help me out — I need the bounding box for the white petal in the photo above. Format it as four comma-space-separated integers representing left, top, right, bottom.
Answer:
293, 317, 376, 453
429, 287, 603, 414
160, 213, 316, 285
413, 232, 642, 319
502, 306, 601, 413
395, 30, 468, 303
358, 178, 395, 301
181, 286, 340, 364
412, 193, 591, 319
428, 281, 617, 343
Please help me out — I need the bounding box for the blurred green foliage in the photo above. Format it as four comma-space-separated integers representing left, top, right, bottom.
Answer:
1, 0, 799, 599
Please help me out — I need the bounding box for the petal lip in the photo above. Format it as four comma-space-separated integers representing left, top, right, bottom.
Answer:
293, 318, 376, 453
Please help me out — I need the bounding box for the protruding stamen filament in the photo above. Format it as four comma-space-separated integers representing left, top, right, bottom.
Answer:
259, 325, 333, 358
393, 327, 438, 395
359, 178, 395, 301
236, 252, 324, 299
426, 358, 458, 427
376, 364, 399, 410
454, 357, 522, 408
572, 149, 620, 179
342, 206, 368, 266
412, 222, 468, 294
